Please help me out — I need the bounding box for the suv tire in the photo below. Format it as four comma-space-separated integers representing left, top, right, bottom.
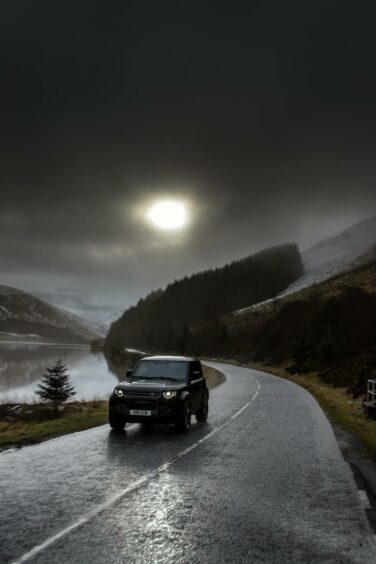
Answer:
175, 400, 191, 433
196, 393, 209, 422
109, 414, 126, 432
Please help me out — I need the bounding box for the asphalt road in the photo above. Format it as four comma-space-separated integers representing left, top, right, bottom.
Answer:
1, 362, 375, 563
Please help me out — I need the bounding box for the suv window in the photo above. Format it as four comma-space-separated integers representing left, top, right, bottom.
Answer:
133, 360, 188, 381
189, 361, 202, 381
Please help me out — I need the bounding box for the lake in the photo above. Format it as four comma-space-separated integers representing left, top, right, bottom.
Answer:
0, 341, 136, 403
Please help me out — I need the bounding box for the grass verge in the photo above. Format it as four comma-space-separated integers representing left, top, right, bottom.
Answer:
0, 365, 224, 450
0, 401, 108, 450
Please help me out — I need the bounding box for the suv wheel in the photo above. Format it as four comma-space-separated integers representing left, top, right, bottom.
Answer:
196, 394, 209, 423
175, 400, 191, 433
109, 414, 126, 432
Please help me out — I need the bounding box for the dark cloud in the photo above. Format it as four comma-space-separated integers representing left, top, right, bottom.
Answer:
1, 1, 375, 308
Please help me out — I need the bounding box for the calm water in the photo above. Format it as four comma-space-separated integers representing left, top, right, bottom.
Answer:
0, 341, 135, 403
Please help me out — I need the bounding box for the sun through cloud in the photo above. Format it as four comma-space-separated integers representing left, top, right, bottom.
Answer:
146, 199, 189, 231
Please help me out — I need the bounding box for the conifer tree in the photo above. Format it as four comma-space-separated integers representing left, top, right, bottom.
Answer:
36, 359, 75, 412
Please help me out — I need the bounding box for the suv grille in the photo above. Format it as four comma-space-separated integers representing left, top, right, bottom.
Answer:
125, 399, 158, 410
125, 390, 160, 397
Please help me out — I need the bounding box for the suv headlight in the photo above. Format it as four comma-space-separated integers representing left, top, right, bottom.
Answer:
162, 390, 177, 399
114, 388, 124, 397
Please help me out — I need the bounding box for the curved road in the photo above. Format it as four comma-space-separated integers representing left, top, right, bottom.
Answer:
1, 362, 375, 563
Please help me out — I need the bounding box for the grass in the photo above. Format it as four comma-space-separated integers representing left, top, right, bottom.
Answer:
243, 361, 376, 461
0, 365, 224, 450
0, 401, 108, 449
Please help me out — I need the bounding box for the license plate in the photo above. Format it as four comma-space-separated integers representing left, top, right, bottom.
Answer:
130, 409, 152, 416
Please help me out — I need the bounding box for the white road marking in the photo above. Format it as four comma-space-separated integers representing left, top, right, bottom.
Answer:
358, 489, 372, 510
12, 377, 261, 563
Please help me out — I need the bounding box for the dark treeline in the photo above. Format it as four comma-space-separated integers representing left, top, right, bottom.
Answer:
105, 243, 303, 353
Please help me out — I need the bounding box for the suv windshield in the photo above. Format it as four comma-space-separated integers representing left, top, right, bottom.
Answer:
132, 360, 187, 381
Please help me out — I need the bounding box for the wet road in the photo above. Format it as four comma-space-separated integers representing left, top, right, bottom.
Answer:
1, 362, 375, 563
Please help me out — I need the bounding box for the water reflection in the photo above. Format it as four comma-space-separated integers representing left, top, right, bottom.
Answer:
0, 341, 138, 403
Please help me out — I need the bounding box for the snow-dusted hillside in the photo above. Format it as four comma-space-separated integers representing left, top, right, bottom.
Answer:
281, 215, 376, 296
233, 215, 376, 315
60, 308, 122, 336
35, 290, 121, 336
79, 309, 123, 335
0, 286, 99, 343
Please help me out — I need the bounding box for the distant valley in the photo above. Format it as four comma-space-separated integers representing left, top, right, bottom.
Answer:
34, 289, 122, 336
0, 286, 99, 344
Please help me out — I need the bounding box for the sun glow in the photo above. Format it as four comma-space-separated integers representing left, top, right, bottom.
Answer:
147, 200, 188, 230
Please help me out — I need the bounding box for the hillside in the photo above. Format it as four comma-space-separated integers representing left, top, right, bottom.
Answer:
285, 214, 376, 292
186, 252, 376, 398
0, 286, 99, 343
234, 215, 376, 315
75, 309, 123, 336
105, 243, 303, 353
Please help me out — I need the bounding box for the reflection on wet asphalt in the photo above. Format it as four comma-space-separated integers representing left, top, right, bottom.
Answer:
1, 363, 375, 563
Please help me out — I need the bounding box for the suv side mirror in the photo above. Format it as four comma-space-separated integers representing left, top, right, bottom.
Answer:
126, 369, 133, 377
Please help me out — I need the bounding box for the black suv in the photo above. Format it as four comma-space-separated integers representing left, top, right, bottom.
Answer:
109, 356, 209, 433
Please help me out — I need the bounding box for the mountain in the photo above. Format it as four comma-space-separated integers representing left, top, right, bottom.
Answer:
105, 243, 303, 353
0, 286, 100, 343
234, 215, 376, 315
35, 289, 121, 336
73, 309, 123, 336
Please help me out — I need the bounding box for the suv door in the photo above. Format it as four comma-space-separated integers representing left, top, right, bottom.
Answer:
188, 361, 204, 411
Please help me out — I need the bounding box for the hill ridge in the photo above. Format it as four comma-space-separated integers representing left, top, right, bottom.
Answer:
105, 242, 303, 353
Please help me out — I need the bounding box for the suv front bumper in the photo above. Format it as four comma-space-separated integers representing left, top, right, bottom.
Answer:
109, 394, 183, 423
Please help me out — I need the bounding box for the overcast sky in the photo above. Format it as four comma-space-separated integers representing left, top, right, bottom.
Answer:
1, 1, 375, 309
